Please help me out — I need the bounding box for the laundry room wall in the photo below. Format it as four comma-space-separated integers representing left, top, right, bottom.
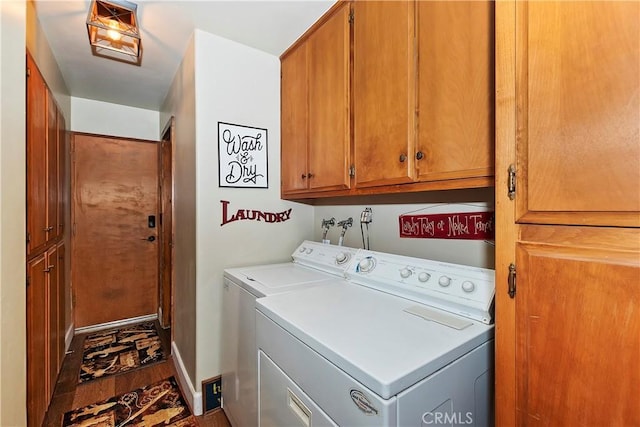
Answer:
0, 1, 27, 424
313, 188, 495, 269
160, 32, 198, 407
192, 28, 314, 395
70, 97, 160, 141
162, 29, 315, 411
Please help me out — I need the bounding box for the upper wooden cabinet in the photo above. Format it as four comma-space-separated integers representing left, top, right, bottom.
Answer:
416, 1, 494, 183
27, 52, 48, 254
27, 52, 65, 255
513, 1, 639, 227
353, 1, 416, 188
281, 2, 351, 196
352, 0, 494, 189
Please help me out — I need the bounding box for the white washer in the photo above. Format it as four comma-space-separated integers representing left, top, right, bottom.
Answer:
256, 249, 495, 427
221, 240, 358, 427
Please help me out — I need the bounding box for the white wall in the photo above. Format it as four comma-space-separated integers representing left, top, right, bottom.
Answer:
0, 1, 27, 425
193, 29, 314, 388
313, 188, 495, 269
161, 33, 198, 394
71, 97, 160, 141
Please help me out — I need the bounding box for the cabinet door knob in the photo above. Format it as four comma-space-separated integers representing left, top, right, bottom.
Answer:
301, 174, 307, 179
399, 154, 407, 163
307, 173, 314, 178
416, 151, 424, 160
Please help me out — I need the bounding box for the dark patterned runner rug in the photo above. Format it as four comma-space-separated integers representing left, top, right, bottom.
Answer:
62, 376, 197, 427
80, 321, 165, 383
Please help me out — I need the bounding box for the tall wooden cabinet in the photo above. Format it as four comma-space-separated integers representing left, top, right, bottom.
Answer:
281, 1, 351, 196
26, 51, 67, 427
495, 2, 639, 426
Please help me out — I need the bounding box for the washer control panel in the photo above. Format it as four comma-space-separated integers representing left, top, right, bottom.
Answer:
347, 250, 495, 324
292, 240, 358, 276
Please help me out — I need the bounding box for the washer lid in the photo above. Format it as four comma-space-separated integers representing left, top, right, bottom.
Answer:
256, 283, 494, 399
224, 263, 338, 297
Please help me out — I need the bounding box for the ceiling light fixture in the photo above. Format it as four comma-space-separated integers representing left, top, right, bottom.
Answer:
86, 0, 141, 62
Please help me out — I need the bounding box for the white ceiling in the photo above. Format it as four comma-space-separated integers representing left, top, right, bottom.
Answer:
34, 0, 335, 110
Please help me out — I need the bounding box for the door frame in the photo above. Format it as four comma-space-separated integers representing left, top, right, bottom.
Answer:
159, 117, 175, 338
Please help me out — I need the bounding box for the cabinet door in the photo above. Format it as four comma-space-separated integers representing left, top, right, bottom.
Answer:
515, 225, 639, 426
27, 253, 48, 427
416, 1, 494, 182
57, 110, 66, 238
353, 1, 416, 187
46, 245, 59, 399
307, 3, 351, 191
46, 90, 59, 243
56, 242, 66, 373
26, 54, 47, 255
515, 2, 639, 226
281, 43, 309, 194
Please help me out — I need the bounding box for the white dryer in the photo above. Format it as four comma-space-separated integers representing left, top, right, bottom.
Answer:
221, 240, 358, 427
256, 249, 495, 427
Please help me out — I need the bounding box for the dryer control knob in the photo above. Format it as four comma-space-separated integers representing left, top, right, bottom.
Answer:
358, 257, 375, 273
438, 276, 452, 287
336, 252, 349, 264
400, 268, 412, 279
306, 248, 313, 254
299, 247, 306, 253
418, 272, 431, 283
462, 281, 475, 293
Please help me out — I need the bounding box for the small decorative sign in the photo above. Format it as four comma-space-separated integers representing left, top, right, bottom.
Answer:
220, 200, 292, 226
399, 211, 494, 240
218, 122, 268, 188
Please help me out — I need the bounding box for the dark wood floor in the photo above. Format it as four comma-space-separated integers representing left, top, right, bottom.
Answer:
43, 323, 231, 427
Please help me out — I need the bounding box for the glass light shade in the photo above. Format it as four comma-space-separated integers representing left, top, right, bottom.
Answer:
86, 0, 141, 59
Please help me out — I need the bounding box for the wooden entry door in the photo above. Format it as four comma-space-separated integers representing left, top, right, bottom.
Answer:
72, 134, 159, 327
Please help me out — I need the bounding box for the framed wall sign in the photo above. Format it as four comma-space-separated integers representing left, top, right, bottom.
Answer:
399, 211, 494, 240
218, 122, 268, 188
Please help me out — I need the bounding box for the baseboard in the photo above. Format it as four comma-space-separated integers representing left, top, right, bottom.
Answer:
172, 341, 203, 416
65, 322, 74, 352
74, 314, 158, 335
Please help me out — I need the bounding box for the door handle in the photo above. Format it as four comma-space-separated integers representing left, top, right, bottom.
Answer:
141, 236, 156, 242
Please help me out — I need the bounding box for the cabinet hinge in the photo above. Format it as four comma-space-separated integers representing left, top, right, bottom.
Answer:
26, 67, 31, 78
349, 164, 355, 178
26, 275, 30, 287
26, 232, 31, 244
348, 9, 354, 24
507, 164, 516, 200
508, 263, 516, 298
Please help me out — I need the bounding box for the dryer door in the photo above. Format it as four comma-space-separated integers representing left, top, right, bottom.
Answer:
259, 351, 337, 427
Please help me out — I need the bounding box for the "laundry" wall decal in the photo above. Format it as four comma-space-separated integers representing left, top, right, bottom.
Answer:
220, 200, 292, 226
